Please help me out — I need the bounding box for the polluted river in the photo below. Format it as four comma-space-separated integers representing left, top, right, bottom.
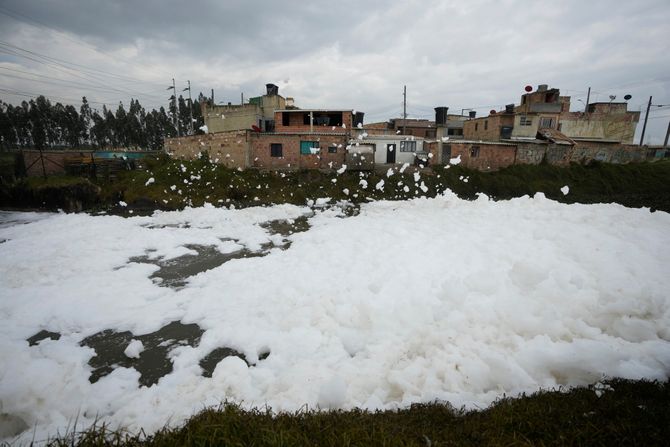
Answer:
1, 195, 669, 444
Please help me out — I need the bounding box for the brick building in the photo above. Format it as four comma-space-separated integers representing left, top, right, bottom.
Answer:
463, 84, 640, 144
250, 132, 348, 170
462, 109, 515, 141
388, 118, 437, 138
250, 109, 363, 170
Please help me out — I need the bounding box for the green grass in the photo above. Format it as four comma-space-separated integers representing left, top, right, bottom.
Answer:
105, 156, 670, 213
45, 378, 669, 446
3, 156, 670, 213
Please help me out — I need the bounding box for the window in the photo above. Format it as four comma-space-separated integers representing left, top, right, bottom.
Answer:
328, 144, 338, 153
484, 120, 488, 130
300, 140, 320, 155
520, 115, 532, 126
539, 117, 554, 129
399, 140, 417, 152
270, 143, 282, 157
282, 113, 289, 126
447, 128, 463, 136
475, 123, 479, 131
500, 126, 513, 139
470, 146, 480, 157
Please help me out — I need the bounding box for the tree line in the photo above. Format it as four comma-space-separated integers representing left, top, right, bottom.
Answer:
0, 94, 207, 151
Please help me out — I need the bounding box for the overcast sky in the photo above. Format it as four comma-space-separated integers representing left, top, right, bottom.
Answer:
1, 0, 669, 143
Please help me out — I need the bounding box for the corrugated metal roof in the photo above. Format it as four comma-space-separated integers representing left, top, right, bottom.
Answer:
275, 109, 355, 113
537, 128, 575, 145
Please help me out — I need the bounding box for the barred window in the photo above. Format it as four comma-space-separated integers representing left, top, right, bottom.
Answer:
400, 140, 417, 152
539, 117, 554, 129
520, 115, 533, 126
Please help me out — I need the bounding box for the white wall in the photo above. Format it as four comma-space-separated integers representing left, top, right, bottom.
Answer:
352, 137, 424, 164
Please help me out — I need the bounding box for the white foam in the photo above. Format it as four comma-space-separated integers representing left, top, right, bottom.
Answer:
1, 196, 669, 443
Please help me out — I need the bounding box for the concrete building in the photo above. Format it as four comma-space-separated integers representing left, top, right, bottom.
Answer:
559, 102, 640, 144
203, 83, 286, 133
347, 135, 426, 165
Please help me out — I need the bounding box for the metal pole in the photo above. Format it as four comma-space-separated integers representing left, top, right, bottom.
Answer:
402, 85, 407, 135
241, 93, 244, 105
187, 80, 194, 136
584, 87, 591, 113
663, 120, 670, 148
172, 78, 180, 137
38, 147, 47, 179
211, 89, 214, 104
639, 96, 652, 146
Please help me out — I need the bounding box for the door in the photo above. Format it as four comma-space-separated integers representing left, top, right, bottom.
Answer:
442, 144, 452, 163
386, 143, 396, 163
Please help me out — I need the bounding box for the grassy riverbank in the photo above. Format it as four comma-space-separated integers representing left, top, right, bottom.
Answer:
2, 156, 670, 213
45, 378, 669, 446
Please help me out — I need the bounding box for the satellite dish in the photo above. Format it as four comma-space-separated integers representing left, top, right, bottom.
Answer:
490, 110, 497, 115
524, 85, 533, 92
624, 94, 632, 101
609, 95, 616, 101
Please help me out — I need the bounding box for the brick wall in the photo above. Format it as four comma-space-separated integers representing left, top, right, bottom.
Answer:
463, 114, 514, 141
570, 142, 647, 164
165, 131, 250, 169
447, 142, 516, 171
425, 141, 439, 165
251, 134, 347, 170
514, 143, 546, 165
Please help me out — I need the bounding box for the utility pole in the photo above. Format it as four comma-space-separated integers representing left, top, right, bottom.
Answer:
167, 79, 180, 137
183, 80, 194, 135
639, 96, 652, 146
211, 89, 214, 104
663, 120, 670, 149
402, 85, 407, 135
241, 93, 244, 105
584, 87, 591, 113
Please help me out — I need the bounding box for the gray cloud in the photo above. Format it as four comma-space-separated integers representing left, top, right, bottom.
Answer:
1, 0, 669, 143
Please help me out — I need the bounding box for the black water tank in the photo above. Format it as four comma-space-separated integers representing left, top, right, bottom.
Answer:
353, 112, 365, 127
266, 83, 279, 96
434, 107, 449, 126
505, 104, 515, 114
468, 110, 477, 119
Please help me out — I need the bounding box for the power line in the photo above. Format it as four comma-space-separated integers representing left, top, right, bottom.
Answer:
0, 5, 173, 80
0, 41, 166, 100
0, 70, 164, 100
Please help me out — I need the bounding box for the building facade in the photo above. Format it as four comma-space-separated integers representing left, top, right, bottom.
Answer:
203, 84, 286, 134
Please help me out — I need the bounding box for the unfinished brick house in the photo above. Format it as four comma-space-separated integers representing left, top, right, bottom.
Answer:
250, 109, 364, 170
462, 107, 515, 141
